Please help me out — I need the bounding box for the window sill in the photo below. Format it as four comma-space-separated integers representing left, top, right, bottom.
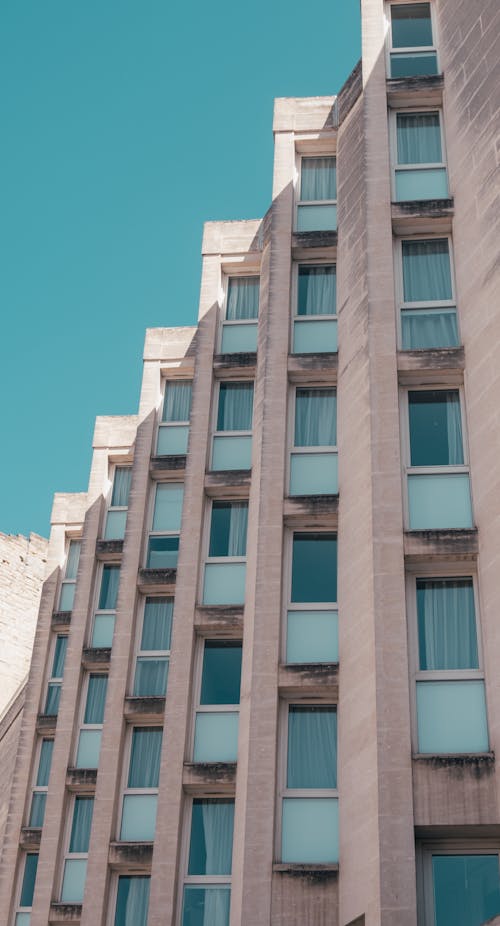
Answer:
183, 761, 237, 794
284, 494, 339, 529
81, 647, 111, 668
150, 454, 187, 477
66, 768, 98, 791
51, 610, 72, 628
124, 696, 166, 722
273, 863, 339, 879
391, 198, 454, 235
288, 352, 338, 384
137, 567, 177, 593
108, 841, 153, 872
278, 663, 339, 698
19, 826, 41, 849
194, 605, 244, 636
36, 713, 57, 733
397, 347, 465, 384
292, 230, 338, 251
386, 73, 444, 108
204, 470, 251, 498
49, 903, 82, 923
404, 528, 478, 562
413, 752, 495, 767
95, 539, 123, 561
213, 352, 257, 375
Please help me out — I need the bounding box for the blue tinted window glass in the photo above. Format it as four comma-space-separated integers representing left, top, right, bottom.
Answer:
433, 854, 500, 926
291, 534, 337, 603
200, 642, 242, 705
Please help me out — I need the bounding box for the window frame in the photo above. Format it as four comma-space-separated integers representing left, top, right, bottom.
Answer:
417, 839, 500, 926
178, 796, 235, 926
58, 794, 94, 903
43, 633, 68, 716
58, 538, 81, 612
118, 725, 163, 843
385, 1, 439, 77
13, 852, 39, 923
394, 234, 459, 349
145, 481, 184, 569
389, 107, 448, 201
219, 273, 260, 354
90, 562, 121, 649
204, 498, 249, 568
108, 874, 151, 926
28, 737, 54, 828
287, 383, 338, 495
130, 596, 173, 698
291, 261, 338, 354
189, 638, 242, 760
282, 529, 339, 664
157, 378, 193, 456
74, 671, 108, 768
210, 379, 255, 471
295, 154, 337, 230
103, 464, 132, 540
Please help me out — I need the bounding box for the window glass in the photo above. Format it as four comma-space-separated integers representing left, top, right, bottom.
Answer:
84, 675, 108, 724
217, 384, 254, 431
297, 266, 336, 316
295, 389, 337, 446
98, 566, 120, 610
52, 635, 68, 678
152, 484, 184, 533
111, 468, 132, 507
209, 503, 248, 558
417, 578, 478, 670
300, 158, 337, 201
402, 240, 452, 302
115, 876, 150, 926
397, 113, 442, 164
128, 728, 162, 788
69, 797, 94, 853
227, 278, 259, 321
188, 800, 234, 875
182, 887, 230, 926
141, 598, 173, 650
391, 3, 432, 47
291, 534, 337, 603
287, 706, 337, 789
36, 739, 53, 787
200, 642, 242, 705
409, 390, 464, 466
65, 541, 81, 580
162, 382, 192, 422
19, 853, 38, 908
147, 536, 179, 569
432, 854, 500, 926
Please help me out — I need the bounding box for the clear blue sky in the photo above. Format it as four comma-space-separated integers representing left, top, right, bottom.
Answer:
0, 1, 360, 538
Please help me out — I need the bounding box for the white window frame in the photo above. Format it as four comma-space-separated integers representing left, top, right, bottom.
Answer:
74, 672, 108, 767
282, 530, 338, 664
203, 498, 249, 568
295, 154, 337, 231
291, 261, 338, 353
28, 737, 54, 828
178, 797, 234, 926
405, 565, 486, 754
145, 482, 183, 569
394, 234, 459, 349
131, 597, 173, 698
58, 538, 81, 611
218, 273, 260, 354
103, 464, 132, 539
13, 852, 39, 923
90, 563, 121, 648
118, 725, 162, 843
389, 107, 448, 201
157, 378, 193, 455
287, 383, 338, 487
385, 0, 439, 78
417, 839, 500, 926
43, 633, 68, 715
58, 794, 94, 902
210, 380, 254, 470
189, 638, 242, 760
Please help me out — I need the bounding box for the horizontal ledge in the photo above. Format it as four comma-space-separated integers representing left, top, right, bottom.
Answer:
386, 74, 444, 108
124, 696, 166, 721
279, 663, 339, 698
95, 539, 124, 560
36, 714, 57, 733
183, 762, 237, 794
413, 753, 495, 766
404, 528, 478, 561
81, 647, 111, 668
397, 347, 465, 384
213, 354, 257, 376
194, 606, 244, 636
204, 471, 251, 498
273, 863, 339, 878
51, 610, 72, 628
150, 455, 187, 476
49, 902, 82, 923
292, 231, 338, 250
137, 568, 177, 593
108, 841, 153, 871
66, 768, 97, 791
287, 353, 338, 384
283, 495, 339, 527
19, 827, 41, 849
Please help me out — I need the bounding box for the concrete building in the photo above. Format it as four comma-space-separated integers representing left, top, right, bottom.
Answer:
1, 0, 499, 924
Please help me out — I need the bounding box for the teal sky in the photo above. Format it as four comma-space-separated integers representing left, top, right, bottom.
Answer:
0, 1, 360, 538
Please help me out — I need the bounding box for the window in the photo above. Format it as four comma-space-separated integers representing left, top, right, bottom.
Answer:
60, 796, 94, 903
44, 635, 68, 715
120, 727, 162, 841
202, 501, 248, 606
388, 2, 438, 77
289, 388, 338, 495
281, 705, 338, 863
398, 237, 459, 349
14, 852, 38, 925
133, 597, 173, 697
419, 843, 500, 926
28, 738, 54, 827
409, 575, 488, 754
104, 467, 132, 541
193, 641, 242, 762
292, 264, 337, 354
146, 483, 184, 569
286, 532, 338, 664
114, 876, 150, 926
220, 276, 259, 354
91, 565, 121, 648
393, 111, 448, 201
211, 382, 254, 471
75, 674, 108, 769
404, 389, 473, 529
296, 157, 337, 232
181, 799, 234, 926
58, 540, 81, 611
157, 381, 193, 456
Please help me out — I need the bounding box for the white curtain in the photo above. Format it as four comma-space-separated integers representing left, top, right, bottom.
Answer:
301, 157, 337, 200
111, 467, 132, 507
69, 797, 94, 853
134, 658, 168, 697
287, 707, 337, 789
217, 383, 254, 431
445, 392, 464, 464
116, 876, 150, 926
84, 675, 108, 724
142, 597, 173, 650
200, 801, 234, 874
295, 389, 337, 446
37, 739, 54, 786
401, 310, 458, 349
402, 239, 452, 302
417, 579, 478, 670
227, 504, 248, 557
297, 265, 336, 316
98, 565, 120, 610
397, 113, 442, 164
66, 540, 81, 579
128, 728, 163, 788
227, 277, 259, 320
163, 382, 192, 422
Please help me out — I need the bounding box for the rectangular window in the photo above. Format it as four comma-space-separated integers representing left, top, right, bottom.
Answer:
281, 705, 338, 863
394, 111, 448, 201
405, 389, 472, 529
44, 635, 68, 715
133, 597, 173, 697
419, 845, 500, 925
296, 157, 337, 232
28, 738, 54, 827
114, 876, 150, 926
193, 641, 242, 762
14, 852, 38, 925
146, 483, 184, 569
120, 727, 162, 841
389, 3, 438, 77
211, 382, 254, 471
286, 532, 338, 664
58, 540, 81, 611
91, 564, 121, 648
60, 796, 94, 903
181, 799, 234, 926
410, 575, 488, 754
75, 674, 108, 769
221, 276, 259, 353
293, 264, 337, 354
104, 467, 132, 541
398, 238, 459, 349
203, 502, 248, 606
157, 381, 193, 456
289, 388, 338, 495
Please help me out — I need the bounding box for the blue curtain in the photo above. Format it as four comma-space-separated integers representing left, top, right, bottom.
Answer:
397, 113, 442, 164
401, 310, 458, 350
297, 265, 336, 316
69, 797, 94, 853
141, 598, 173, 650
301, 157, 337, 200
115, 876, 150, 926
217, 383, 254, 431
287, 706, 337, 789
52, 635, 67, 677
188, 800, 235, 875
209, 503, 248, 557
111, 468, 132, 507
37, 739, 54, 786
163, 382, 192, 422
98, 566, 120, 610
417, 579, 478, 670
20, 854, 38, 907
84, 675, 108, 724
295, 389, 337, 446
402, 239, 452, 302
128, 728, 162, 788
65, 541, 81, 580
227, 277, 259, 320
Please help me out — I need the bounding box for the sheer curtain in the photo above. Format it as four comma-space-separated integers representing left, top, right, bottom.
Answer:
287, 707, 337, 789
37, 740, 54, 785
84, 675, 108, 724
217, 384, 254, 431
417, 579, 478, 669
401, 310, 458, 349
445, 392, 464, 464
163, 382, 192, 422
116, 876, 150, 926
69, 797, 94, 852
227, 278, 259, 320
402, 239, 452, 302
53, 636, 67, 677
295, 389, 337, 446
66, 541, 81, 579
111, 468, 132, 507
129, 728, 163, 788
397, 113, 442, 163
142, 598, 173, 650
301, 158, 337, 200
200, 801, 234, 873
298, 266, 336, 316
134, 658, 168, 696
99, 566, 120, 610
227, 504, 248, 557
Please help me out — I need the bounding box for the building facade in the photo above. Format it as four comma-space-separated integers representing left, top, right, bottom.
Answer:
1, 0, 499, 924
